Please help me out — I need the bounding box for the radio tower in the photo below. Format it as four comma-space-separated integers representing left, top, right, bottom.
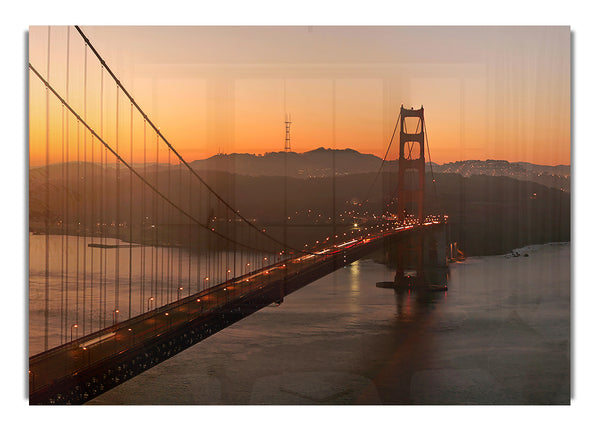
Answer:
279, 113, 292, 304
284, 114, 292, 152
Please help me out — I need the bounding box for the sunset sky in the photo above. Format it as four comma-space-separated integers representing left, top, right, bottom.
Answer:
29, 26, 570, 166
8, 0, 600, 424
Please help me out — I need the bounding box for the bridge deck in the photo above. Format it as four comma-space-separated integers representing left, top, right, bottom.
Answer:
29, 220, 444, 404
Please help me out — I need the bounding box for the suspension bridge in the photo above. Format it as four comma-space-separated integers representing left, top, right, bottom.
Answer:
28, 26, 450, 404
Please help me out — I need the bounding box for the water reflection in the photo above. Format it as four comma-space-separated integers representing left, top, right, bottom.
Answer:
348, 261, 361, 313
393, 288, 444, 322
29, 233, 272, 354
88, 244, 569, 405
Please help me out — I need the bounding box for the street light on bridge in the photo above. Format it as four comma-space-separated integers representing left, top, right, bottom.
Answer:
70, 324, 78, 342
112, 309, 119, 325
225, 269, 232, 302
147, 296, 154, 311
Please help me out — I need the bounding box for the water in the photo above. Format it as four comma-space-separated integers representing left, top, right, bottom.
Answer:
29, 233, 274, 354
84, 242, 570, 405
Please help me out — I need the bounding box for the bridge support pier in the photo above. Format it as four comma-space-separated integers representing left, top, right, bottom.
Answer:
376, 105, 449, 291
378, 224, 449, 291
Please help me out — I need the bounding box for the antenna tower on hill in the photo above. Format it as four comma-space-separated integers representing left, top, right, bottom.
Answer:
284, 114, 292, 152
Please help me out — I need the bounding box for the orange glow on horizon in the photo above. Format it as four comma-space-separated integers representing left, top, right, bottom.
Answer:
29, 26, 570, 168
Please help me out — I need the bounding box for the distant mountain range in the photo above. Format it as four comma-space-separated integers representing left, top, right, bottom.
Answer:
188, 148, 570, 191
29, 146, 571, 256
189, 147, 383, 179
431, 159, 570, 192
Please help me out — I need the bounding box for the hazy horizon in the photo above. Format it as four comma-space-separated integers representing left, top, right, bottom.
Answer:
29, 26, 570, 168
28, 145, 572, 169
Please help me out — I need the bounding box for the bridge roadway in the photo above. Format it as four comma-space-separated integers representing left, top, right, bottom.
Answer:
29, 217, 445, 404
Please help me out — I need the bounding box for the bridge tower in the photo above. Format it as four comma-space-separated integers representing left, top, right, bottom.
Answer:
396, 106, 426, 285
398, 105, 425, 223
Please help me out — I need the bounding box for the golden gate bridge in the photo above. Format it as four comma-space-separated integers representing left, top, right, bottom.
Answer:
28, 26, 450, 404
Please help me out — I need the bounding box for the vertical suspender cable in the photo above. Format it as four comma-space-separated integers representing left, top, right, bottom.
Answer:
179, 160, 183, 297
332, 79, 336, 240
154, 131, 158, 307
60, 95, 65, 344
283, 81, 287, 270
161, 152, 165, 304
171, 152, 175, 301
188, 165, 192, 295
167, 149, 172, 303
361, 108, 401, 207
60, 26, 70, 344
206, 185, 210, 291
151, 128, 156, 310
75, 117, 80, 332
115, 85, 120, 320
99, 65, 104, 329
128, 102, 133, 319
177, 158, 181, 298
82, 42, 88, 335
44, 25, 50, 351
423, 119, 439, 215
141, 119, 146, 313
74, 28, 81, 335
90, 133, 95, 332
196, 168, 201, 292
65, 26, 71, 341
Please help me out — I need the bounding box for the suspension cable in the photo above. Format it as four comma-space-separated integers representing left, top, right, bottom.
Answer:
29, 62, 295, 256
72, 25, 344, 258
423, 117, 440, 213
73, 26, 298, 254
44, 26, 50, 352
361, 108, 401, 204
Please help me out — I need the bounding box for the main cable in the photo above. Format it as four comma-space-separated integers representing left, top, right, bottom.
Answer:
72, 25, 346, 258
29, 62, 300, 257
73, 25, 308, 256
423, 117, 440, 213
360, 108, 401, 204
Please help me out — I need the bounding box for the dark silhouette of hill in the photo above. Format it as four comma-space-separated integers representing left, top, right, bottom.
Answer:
29, 159, 570, 257
432, 159, 570, 192
429, 172, 569, 256
189, 149, 570, 192
190, 147, 389, 178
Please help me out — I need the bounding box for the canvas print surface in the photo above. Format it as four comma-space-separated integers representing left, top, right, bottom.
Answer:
28, 26, 570, 405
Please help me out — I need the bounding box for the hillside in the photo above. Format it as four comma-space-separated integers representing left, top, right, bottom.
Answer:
188, 149, 570, 192
29, 160, 570, 257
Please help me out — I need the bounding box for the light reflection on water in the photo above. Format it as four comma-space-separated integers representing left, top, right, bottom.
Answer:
348, 261, 361, 314
29, 233, 272, 354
